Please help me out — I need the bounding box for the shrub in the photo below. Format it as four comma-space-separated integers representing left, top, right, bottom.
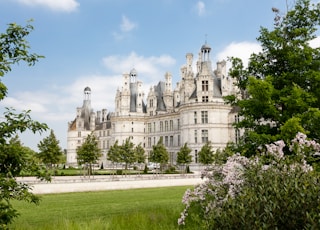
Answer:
116, 170, 122, 175
179, 133, 320, 229
165, 165, 177, 174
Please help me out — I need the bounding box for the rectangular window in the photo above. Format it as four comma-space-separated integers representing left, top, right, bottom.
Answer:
107, 130, 110, 136
160, 121, 163, 132
150, 99, 154, 107
78, 131, 81, 137
147, 123, 151, 133
202, 130, 208, 143
165, 136, 169, 147
103, 140, 105, 149
153, 122, 156, 132
170, 136, 173, 146
153, 137, 156, 145
201, 111, 208, 124
202, 80, 208, 91
177, 119, 180, 129
165, 121, 168, 131
202, 96, 208, 102
107, 140, 110, 149
194, 111, 197, 124
195, 150, 198, 163
178, 135, 181, 146
169, 120, 173, 131
194, 130, 198, 143
150, 111, 153, 116
148, 137, 151, 147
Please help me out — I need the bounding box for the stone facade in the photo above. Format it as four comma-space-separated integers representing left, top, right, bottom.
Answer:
67, 43, 238, 166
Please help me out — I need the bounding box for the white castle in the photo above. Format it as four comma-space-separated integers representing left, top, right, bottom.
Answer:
67, 42, 238, 166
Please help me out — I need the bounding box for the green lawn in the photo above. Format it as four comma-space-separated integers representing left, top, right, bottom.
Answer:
9, 186, 194, 230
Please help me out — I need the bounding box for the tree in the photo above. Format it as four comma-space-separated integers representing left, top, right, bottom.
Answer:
0, 21, 49, 228
198, 142, 214, 165
134, 143, 146, 170
176, 143, 192, 173
107, 140, 120, 168
225, 0, 320, 157
37, 129, 63, 171
76, 133, 101, 177
118, 137, 136, 170
149, 137, 169, 171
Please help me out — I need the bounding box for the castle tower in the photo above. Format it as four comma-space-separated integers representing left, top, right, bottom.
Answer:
163, 72, 173, 112
119, 72, 131, 115
82, 86, 92, 130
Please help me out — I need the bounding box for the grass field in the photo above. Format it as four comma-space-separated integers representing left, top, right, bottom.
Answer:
9, 186, 194, 230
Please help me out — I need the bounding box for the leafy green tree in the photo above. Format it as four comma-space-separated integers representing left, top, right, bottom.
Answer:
37, 129, 63, 170
76, 133, 101, 177
176, 143, 192, 173
225, 0, 320, 157
134, 143, 146, 170
118, 137, 136, 170
0, 21, 49, 228
149, 137, 169, 171
198, 142, 214, 165
107, 140, 120, 168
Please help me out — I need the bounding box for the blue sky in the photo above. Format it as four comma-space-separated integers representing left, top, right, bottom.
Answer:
0, 0, 319, 150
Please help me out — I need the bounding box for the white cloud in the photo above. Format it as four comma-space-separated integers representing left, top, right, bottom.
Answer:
64, 74, 121, 111
196, 1, 206, 16
102, 52, 176, 84
113, 15, 137, 41
216, 41, 262, 68
2, 94, 48, 113
120, 15, 137, 32
17, 0, 79, 12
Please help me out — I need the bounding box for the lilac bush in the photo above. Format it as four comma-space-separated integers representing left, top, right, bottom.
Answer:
178, 133, 320, 229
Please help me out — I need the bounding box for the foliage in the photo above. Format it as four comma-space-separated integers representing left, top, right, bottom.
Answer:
118, 137, 136, 169
107, 139, 146, 170
0, 119, 49, 228
176, 143, 192, 173
37, 129, 64, 170
134, 143, 146, 171
107, 140, 121, 165
76, 133, 101, 176
149, 137, 169, 170
134, 143, 146, 164
197, 141, 214, 165
225, 0, 320, 157
0, 21, 43, 99
178, 133, 320, 229
0, 21, 49, 228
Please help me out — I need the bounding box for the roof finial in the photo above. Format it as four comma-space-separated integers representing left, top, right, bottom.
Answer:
205, 34, 208, 44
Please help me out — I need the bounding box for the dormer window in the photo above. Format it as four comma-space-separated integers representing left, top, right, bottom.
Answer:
202, 80, 208, 91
